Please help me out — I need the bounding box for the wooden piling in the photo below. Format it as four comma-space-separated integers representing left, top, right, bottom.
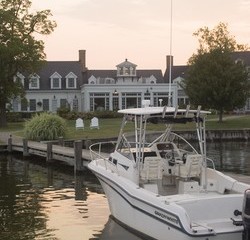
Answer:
23, 139, 29, 157
74, 140, 83, 173
58, 137, 64, 146
75, 174, 84, 200
243, 129, 249, 141
46, 142, 53, 162
84, 139, 92, 149
7, 135, 12, 152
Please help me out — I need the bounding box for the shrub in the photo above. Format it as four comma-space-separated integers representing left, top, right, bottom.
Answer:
6, 112, 23, 122
24, 112, 67, 141
57, 107, 71, 118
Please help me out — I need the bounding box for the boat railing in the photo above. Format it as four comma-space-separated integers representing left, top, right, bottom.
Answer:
170, 132, 198, 153
89, 141, 115, 162
206, 157, 215, 169
89, 141, 120, 173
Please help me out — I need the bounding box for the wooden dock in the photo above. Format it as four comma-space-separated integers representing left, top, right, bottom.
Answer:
5, 135, 95, 172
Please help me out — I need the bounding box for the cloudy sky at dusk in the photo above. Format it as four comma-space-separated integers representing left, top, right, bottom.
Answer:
31, 0, 250, 71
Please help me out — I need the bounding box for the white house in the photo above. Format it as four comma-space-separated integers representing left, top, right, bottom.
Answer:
11, 50, 177, 113
11, 49, 250, 113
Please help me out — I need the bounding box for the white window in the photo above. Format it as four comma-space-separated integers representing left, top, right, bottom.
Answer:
105, 78, 115, 84
66, 72, 77, 89
130, 67, 136, 76
88, 75, 97, 84
14, 72, 25, 86
29, 74, 40, 89
117, 67, 122, 76
246, 67, 250, 80
29, 99, 36, 111
50, 72, 62, 89
123, 67, 129, 75
235, 58, 244, 65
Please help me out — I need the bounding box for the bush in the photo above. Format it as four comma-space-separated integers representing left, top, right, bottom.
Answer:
7, 112, 23, 122
57, 107, 71, 118
24, 112, 67, 141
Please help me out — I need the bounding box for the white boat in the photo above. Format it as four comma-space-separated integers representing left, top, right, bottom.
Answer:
88, 101, 250, 240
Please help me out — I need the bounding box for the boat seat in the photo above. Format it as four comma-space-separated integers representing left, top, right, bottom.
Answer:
175, 154, 202, 179
140, 157, 163, 181
133, 151, 157, 162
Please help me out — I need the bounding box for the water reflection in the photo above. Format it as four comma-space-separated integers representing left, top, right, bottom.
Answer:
0, 154, 110, 240
207, 141, 250, 174
98, 217, 142, 240
0, 141, 250, 240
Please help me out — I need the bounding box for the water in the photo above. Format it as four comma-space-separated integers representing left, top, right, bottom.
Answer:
0, 141, 250, 240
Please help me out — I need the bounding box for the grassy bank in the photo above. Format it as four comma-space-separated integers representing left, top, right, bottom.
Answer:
0, 114, 249, 140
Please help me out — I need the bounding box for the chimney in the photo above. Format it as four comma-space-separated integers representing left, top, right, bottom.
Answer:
166, 55, 173, 71
79, 50, 87, 72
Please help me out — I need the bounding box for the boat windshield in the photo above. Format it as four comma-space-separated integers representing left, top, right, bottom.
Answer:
116, 134, 135, 160
115, 106, 209, 164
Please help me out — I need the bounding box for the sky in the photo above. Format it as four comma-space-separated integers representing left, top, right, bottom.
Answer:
31, 0, 250, 72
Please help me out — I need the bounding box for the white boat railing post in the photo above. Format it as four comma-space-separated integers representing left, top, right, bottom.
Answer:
134, 115, 142, 175
202, 116, 208, 190
115, 115, 127, 151
185, 105, 190, 117
195, 105, 208, 191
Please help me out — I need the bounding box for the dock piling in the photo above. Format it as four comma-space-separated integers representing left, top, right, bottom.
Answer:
23, 139, 29, 157
74, 140, 83, 173
58, 137, 64, 146
7, 135, 12, 152
47, 142, 53, 162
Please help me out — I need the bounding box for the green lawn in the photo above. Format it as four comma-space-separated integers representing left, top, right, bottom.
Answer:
1, 114, 250, 140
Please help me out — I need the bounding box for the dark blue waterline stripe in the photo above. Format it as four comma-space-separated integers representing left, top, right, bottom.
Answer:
93, 170, 219, 238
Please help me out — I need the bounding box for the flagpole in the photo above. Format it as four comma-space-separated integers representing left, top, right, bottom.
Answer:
168, 0, 173, 107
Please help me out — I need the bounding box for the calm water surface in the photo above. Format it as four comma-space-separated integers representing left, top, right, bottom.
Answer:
0, 141, 250, 240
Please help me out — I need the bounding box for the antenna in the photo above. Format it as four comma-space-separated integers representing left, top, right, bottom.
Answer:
168, 0, 173, 107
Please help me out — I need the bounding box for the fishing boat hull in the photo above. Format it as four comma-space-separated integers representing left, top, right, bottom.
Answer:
88, 105, 250, 240
89, 161, 243, 240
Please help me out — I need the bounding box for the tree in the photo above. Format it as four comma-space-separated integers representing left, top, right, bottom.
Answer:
182, 22, 250, 122
0, 0, 56, 127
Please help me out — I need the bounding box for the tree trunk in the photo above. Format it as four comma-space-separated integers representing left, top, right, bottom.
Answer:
218, 109, 223, 123
0, 100, 7, 128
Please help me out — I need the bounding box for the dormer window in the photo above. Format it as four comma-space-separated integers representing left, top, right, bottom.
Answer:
130, 67, 136, 76
88, 75, 97, 84
52, 78, 60, 88
14, 72, 25, 86
105, 78, 115, 84
123, 67, 129, 75
117, 67, 122, 76
29, 74, 40, 89
246, 66, 250, 79
50, 72, 62, 89
235, 58, 244, 65
66, 72, 77, 89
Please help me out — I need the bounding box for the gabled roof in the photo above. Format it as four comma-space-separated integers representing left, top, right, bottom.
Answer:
38, 61, 83, 80
164, 65, 188, 83
231, 51, 250, 65
164, 51, 250, 83
137, 70, 164, 83
82, 69, 164, 84
84, 69, 117, 79
116, 59, 137, 68
26, 61, 84, 90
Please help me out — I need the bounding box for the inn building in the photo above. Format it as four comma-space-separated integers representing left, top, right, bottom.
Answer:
12, 50, 177, 113
11, 50, 250, 113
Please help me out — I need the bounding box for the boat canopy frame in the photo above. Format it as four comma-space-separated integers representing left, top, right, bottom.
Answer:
116, 105, 210, 189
